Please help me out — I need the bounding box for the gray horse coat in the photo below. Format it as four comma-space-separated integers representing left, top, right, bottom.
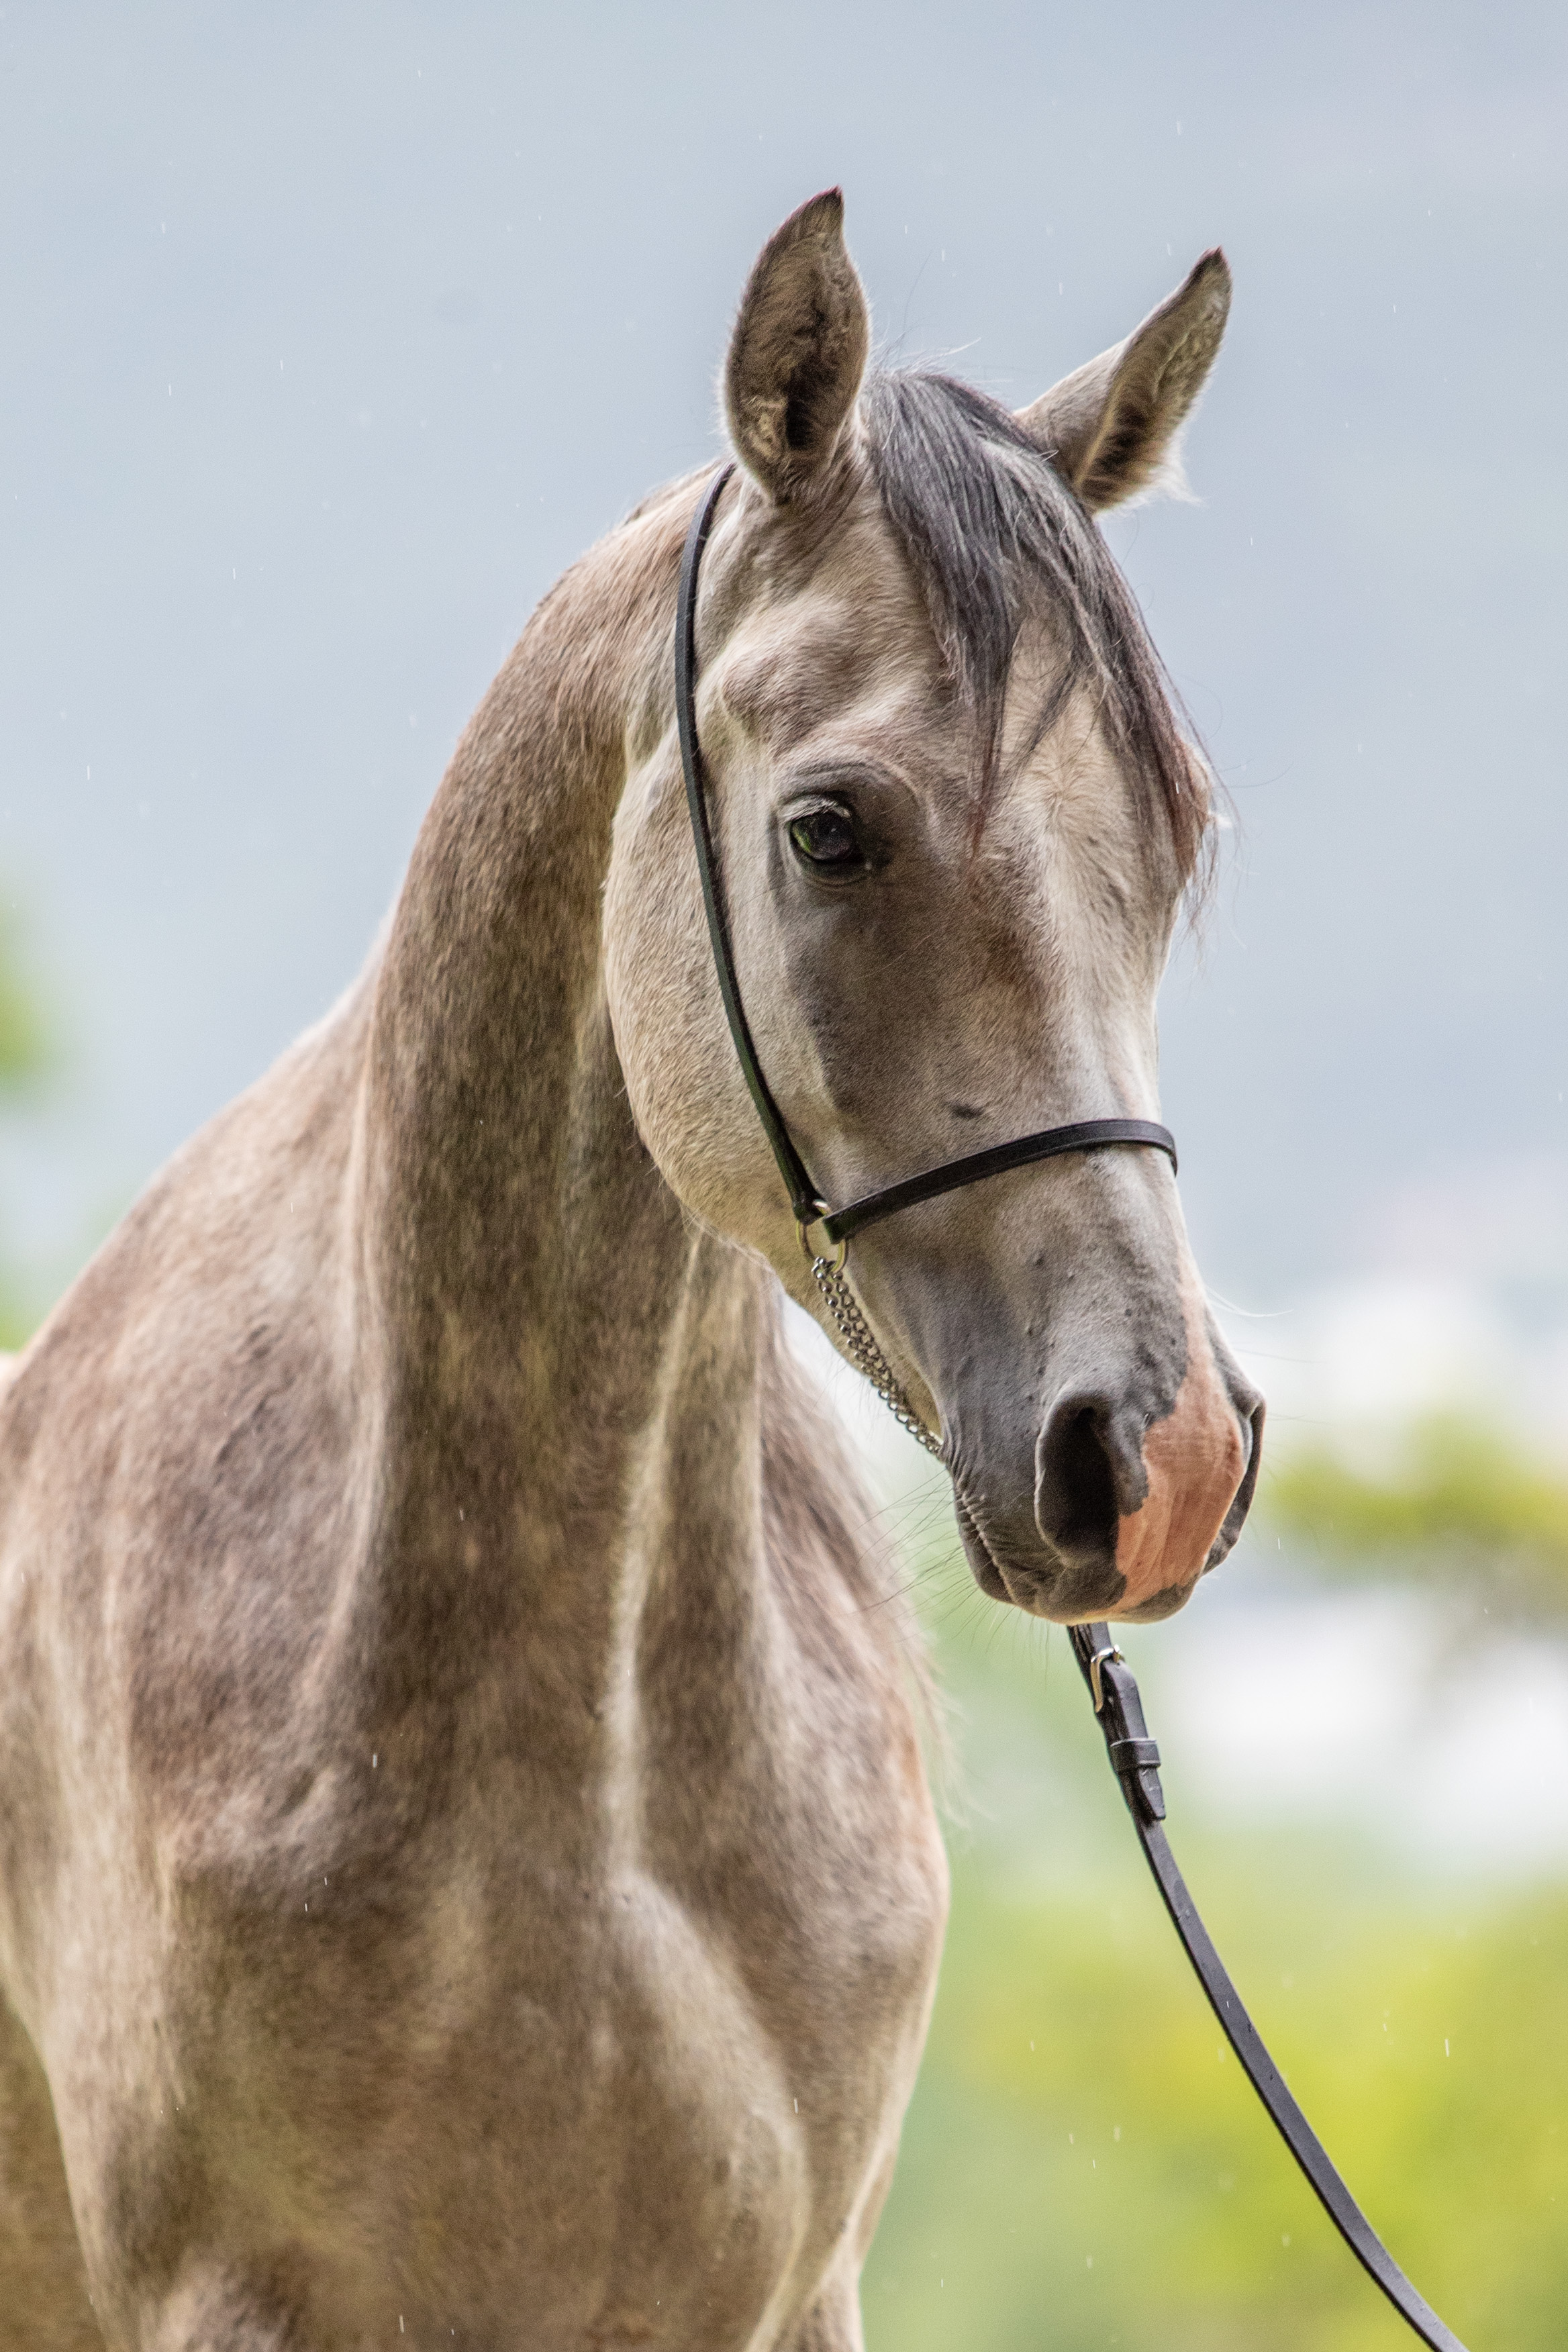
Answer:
0, 192, 1258, 2349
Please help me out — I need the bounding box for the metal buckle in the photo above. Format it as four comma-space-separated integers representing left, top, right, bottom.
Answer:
1087, 1643, 1124, 1714
797, 1206, 846, 1271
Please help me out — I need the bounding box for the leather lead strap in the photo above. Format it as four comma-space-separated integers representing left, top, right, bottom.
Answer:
1068, 1624, 1470, 2352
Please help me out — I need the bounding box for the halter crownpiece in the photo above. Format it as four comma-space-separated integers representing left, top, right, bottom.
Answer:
675, 462, 1177, 1258
673, 460, 1470, 2352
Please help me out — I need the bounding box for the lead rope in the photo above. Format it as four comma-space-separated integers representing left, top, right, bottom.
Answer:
816, 1275, 1469, 2352
816, 1257, 1468, 2347
824, 1264, 1453, 2341
1067, 1625, 1469, 2352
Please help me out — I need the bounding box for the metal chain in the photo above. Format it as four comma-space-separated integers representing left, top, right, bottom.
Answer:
809, 1254, 944, 1457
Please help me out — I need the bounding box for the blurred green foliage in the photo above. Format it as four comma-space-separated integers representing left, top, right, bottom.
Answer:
1268, 1416, 1568, 1624
0, 899, 52, 1345
0, 908, 48, 1095
869, 1836, 1565, 2351
864, 1512, 1567, 2352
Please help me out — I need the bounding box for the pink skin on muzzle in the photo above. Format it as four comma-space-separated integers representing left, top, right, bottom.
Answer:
1112, 1289, 1248, 1616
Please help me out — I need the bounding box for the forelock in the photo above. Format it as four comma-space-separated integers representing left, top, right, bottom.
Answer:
860, 369, 1209, 880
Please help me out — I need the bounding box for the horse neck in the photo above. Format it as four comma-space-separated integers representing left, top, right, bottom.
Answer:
350, 483, 771, 1715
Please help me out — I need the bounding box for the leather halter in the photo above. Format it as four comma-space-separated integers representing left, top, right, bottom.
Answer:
675, 462, 1469, 2352
675, 463, 1177, 1256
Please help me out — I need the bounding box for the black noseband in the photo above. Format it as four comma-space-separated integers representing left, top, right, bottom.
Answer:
675, 462, 1176, 1250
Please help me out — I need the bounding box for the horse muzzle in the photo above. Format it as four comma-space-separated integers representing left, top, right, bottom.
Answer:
951, 1339, 1264, 1625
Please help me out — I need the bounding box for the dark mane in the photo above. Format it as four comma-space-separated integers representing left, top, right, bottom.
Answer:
861, 370, 1208, 879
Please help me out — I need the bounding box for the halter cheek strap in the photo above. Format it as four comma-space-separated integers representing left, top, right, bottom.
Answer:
675, 463, 821, 1227
675, 462, 1177, 1256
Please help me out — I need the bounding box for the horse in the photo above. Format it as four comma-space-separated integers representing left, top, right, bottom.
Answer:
0, 190, 1262, 2349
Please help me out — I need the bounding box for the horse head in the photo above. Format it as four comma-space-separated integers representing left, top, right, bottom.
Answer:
607, 190, 1263, 1625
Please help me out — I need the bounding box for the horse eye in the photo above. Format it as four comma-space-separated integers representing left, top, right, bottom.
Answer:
788, 805, 861, 869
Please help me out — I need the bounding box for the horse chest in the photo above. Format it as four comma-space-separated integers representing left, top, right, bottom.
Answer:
109, 1677, 944, 2343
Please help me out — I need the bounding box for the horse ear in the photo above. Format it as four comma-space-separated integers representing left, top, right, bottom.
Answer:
1016, 250, 1231, 513
725, 189, 870, 503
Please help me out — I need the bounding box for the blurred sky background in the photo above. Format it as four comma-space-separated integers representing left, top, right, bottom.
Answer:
4, 7, 1568, 2343
3, 0, 1566, 1365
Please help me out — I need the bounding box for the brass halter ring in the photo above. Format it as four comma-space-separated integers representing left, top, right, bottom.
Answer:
797, 1208, 846, 1271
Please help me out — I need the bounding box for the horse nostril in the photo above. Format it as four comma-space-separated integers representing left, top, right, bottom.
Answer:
1036, 1399, 1119, 1562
